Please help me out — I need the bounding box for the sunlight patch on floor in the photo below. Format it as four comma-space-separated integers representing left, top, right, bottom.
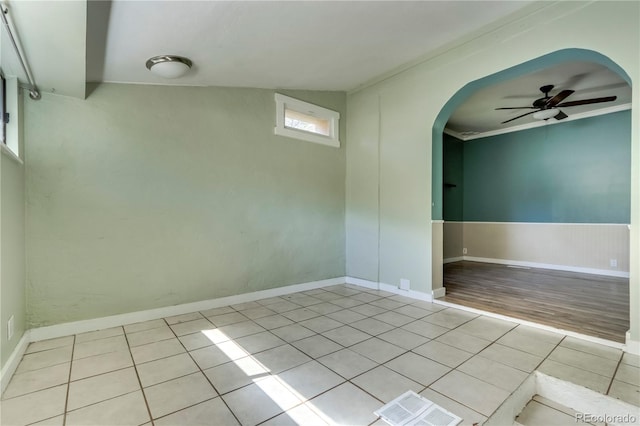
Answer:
202, 328, 337, 425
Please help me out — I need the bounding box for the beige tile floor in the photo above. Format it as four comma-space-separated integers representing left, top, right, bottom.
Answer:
1, 284, 639, 426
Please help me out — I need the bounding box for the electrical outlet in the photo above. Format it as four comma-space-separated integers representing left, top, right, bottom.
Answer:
462, 248, 468, 255
400, 279, 410, 290
7, 315, 14, 340
610, 259, 618, 268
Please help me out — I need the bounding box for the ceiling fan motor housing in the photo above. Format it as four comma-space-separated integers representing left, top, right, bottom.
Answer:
533, 85, 554, 108
533, 97, 550, 108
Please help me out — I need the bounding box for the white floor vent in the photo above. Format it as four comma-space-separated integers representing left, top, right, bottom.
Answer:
374, 390, 462, 426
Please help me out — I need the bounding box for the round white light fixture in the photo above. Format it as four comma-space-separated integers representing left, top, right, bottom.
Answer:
532, 109, 559, 120
145, 55, 193, 79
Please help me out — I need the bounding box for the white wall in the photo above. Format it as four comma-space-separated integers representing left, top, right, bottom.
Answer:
346, 1, 640, 340
24, 84, 346, 327
444, 222, 630, 276
0, 79, 26, 372
345, 91, 380, 282
0, 151, 26, 370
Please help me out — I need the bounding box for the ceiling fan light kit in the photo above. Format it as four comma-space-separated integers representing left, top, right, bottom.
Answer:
532, 109, 560, 120
146, 55, 193, 79
496, 84, 617, 124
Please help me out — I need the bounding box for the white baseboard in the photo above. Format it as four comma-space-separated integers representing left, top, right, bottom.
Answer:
29, 277, 346, 343
624, 331, 640, 355
1, 331, 30, 394
431, 287, 446, 299
443, 257, 464, 264
345, 277, 432, 301
461, 256, 629, 278
378, 283, 432, 301
9, 272, 636, 402
344, 276, 378, 290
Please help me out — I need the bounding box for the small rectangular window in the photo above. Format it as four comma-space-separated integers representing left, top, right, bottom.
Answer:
275, 93, 340, 147
284, 109, 331, 136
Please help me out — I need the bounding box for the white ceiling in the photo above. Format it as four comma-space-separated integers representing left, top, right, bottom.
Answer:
88, 1, 533, 91
2, 0, 534, 99
1, 1, 630, 134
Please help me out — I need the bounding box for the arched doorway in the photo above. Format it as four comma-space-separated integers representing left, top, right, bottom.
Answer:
431, 49, 632, 343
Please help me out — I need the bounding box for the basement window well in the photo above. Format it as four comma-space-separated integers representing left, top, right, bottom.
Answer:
274, 93, 340, 147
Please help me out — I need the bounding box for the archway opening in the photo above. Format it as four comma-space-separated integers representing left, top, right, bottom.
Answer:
431, 49, 632, 343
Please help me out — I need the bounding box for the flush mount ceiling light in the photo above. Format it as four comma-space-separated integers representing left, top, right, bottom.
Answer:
532, 108, 560, 120
145, 55, 193, 79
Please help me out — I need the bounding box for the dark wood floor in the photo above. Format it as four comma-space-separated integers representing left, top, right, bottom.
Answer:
440, 261, 629, 343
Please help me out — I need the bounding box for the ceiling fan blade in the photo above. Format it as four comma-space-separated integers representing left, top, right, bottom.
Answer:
495, 107, 537, 110
545, 89, 574, 107
556, 96, 617, 107
554, 110, 568, 120
501, 110, 538, 124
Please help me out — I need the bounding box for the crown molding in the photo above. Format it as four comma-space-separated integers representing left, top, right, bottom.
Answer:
444, 103, 632, 141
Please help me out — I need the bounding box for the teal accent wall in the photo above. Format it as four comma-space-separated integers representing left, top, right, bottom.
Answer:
462, 110, 631, 223
443, 134, 464, 221
431, 48, 632, 221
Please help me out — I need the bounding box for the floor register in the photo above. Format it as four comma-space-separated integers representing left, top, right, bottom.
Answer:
374, 391, 463, 426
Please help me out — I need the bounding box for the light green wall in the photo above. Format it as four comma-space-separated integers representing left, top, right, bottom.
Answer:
346, 1, 640, 340
345, 91, 380, 281
1, 152, 26, 369
25, 84, 346, 327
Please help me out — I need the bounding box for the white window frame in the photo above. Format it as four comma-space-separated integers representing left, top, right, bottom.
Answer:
1, 76, 22, 163
274, 93, 340, 148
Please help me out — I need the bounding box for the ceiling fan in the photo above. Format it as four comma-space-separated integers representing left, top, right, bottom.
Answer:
495, 85, 617, 124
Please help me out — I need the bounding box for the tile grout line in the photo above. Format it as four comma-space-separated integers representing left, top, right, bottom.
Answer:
8, 322, 480, 417
164, 314, 244, 426
55, 390, 143, 418
61, 334, 76, 426
386, 320, 537, 419
252, 303, 447, 426
213, 313, 333, 408
261, 343, 337, 420
470, 331, 566, 421
1, 351, 138, 404
123, 326, 156, 426
538, 334, 567, 370
312, 325, 421, 406
9, 286, 633, 426
157, 291, 392, 424
127, 315, 316, 385
530, 396, 581, 419
541, 336, 625, 388
150, 396, 220, 424
605, 352, 625, 395
252, 332, 391, 426
425, 387, 489, 421
347, 360, 420, 401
